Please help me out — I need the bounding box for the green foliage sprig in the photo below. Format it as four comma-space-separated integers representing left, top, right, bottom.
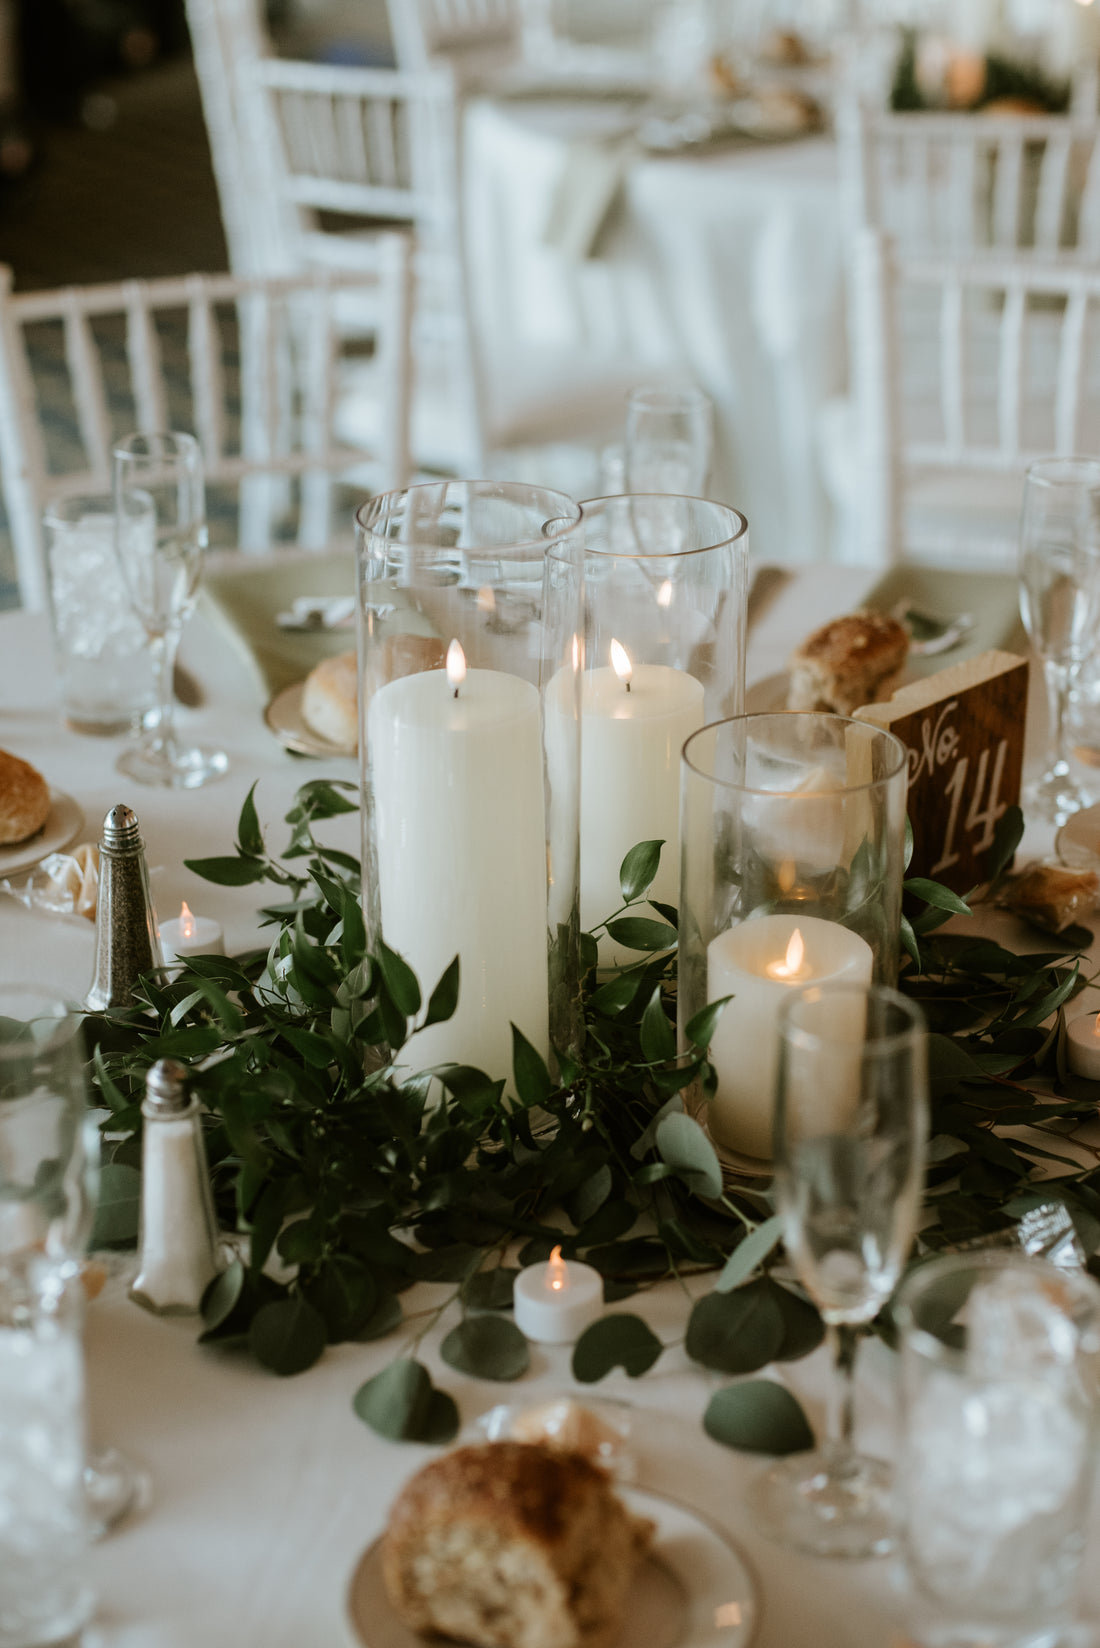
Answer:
86, 788, 1099, 1455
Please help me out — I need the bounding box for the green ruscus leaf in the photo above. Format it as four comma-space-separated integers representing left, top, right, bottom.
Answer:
619, 840, 664, 903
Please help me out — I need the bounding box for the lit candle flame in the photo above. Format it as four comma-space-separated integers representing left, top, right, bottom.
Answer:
547, 1245, 568, 1293
765, 929, 805, 981
446, 639, 466, 698
610, 639, 632, 692
656, 579, 673, 609
179, 901, 196, 941
571, 633, 581, 672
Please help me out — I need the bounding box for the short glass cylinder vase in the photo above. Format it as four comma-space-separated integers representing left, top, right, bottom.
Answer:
678, 712, 908, 1168
356, 481, 583, 1085
576, 494, 749, 965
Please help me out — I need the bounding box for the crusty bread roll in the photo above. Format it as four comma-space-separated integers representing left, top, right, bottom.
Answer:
382, 1442, 652, 1648
301, 652, 358, 751
787, 610, 909, 717
0, 748, 51, 846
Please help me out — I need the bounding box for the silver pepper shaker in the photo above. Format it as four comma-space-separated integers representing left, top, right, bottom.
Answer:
130, 1059, 223, 1316
86, 804, 163, 1012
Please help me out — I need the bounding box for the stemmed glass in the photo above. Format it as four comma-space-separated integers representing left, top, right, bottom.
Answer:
624, 385, 713, 494
752, 982, 928, 1559
1018, 456, 1100, 824
0, 986, 145, 1539
113, 430, 227, 789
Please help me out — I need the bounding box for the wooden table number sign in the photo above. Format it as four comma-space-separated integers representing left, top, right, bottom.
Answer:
854, 649, 1029, 893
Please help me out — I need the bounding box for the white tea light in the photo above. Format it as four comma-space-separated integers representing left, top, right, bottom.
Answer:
159, 901, 225, 965
1067, 1011, 1100, 1081
514, 1245, 603, 1344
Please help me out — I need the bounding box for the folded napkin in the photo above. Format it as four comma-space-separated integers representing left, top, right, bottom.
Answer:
200, 549, 357, 698
861, 564, 1026, 682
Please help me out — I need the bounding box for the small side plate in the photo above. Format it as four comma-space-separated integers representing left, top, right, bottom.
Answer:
0, 790, 84, 877
347, 1484, 758, 1648
264, 682, 356, 760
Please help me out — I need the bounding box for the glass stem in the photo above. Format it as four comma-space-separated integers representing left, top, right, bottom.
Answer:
149, 626, 180, 753
824, 1322, 859, 1472
1043, 658, 1072, 775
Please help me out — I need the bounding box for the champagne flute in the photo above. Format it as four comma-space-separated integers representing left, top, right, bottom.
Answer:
0, 986, 146, 1539
1018, 456, 1100, 824
113, 430, 228, 789
752, 982, 928, 1559
624, 385, 713, 495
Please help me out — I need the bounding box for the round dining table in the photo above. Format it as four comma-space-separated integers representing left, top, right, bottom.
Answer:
1, 559, 1097, 1648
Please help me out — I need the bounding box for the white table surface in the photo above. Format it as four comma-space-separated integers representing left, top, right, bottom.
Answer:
464, 99, 844, 564
0, 567, 1093, 1648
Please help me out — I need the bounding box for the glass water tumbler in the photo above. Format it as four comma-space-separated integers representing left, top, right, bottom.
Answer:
356, 481, 584, 1086
678, 712, 908, 1165
577, 494, 749, 965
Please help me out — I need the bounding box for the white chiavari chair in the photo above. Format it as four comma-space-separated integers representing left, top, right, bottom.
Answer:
0, 255, 412, 611
841, 228, 1100, 568
385, 0, 520, 82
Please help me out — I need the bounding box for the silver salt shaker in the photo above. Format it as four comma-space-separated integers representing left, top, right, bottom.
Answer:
130, 1059, 222, 1316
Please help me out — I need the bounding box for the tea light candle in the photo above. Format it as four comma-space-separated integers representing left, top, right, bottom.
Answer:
514, 1246, 603, 1344
159, 902, 226, 965
706, 914, 873, 1160
1067, 1010, 1100, 1080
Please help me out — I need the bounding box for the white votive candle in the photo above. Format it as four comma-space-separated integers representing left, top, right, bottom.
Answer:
706, 914, 874, 1160
159, 902, 226, 965
1067, 1011, 1100, 1080
513, 1246, 603, 1344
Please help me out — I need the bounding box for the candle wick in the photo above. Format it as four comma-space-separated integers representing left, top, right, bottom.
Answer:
453, 686, 459, 700
625, 680, 631, 693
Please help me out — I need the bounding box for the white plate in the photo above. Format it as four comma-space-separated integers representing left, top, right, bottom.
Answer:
0, 790, 84, 876
347, 1483, 758, 1648
264, 681, 356, 760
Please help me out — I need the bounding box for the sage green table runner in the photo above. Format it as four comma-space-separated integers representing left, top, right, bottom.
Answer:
200, 549, 356, 699
861, 564, 1026, 678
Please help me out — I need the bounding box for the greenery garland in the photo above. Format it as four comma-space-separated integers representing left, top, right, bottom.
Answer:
85, 783, 1098, 1453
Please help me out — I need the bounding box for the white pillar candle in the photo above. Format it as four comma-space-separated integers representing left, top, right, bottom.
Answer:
369, 645, 549, 1077
159, 902, 225, 966
1067, 1010, 1100, 1079
513, 1245, 603, 1344
706, 914, 874, 1161
567, 642, 704, 967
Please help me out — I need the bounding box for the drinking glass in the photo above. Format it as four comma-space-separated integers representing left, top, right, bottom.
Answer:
894, 1253, 1100, 1648
113, 430, 227, 789
751, 983, 928, 1558
624, 386, 713, 495
1018, 456, 1100, 824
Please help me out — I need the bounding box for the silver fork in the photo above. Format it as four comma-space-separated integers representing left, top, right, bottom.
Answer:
890, 600, 976, 658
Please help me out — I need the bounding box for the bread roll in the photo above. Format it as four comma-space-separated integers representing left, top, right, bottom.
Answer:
0, 748, 51, 846
300, 635, 449, 753
788, 611, 909, 716
382, 1441, 652, 1648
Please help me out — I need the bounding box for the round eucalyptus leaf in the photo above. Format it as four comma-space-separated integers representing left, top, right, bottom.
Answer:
655, 1113, 723, 1202
306, 1255, 377, 1343
765, 1280, 825, 1362
200, 1258, 246, 1334
704, 1380, 814, 1455
462, 1268, 519, 1311
354, 1292, 403, 1342
572, 1314, 663, 1383
685, 1281, 785, 1374
90, 1162, 142, 1247
249, 1294, 327, 1377
423, 1388, 461, 1444
353, 1357, 445, 1441
441, 1315, 530, 1381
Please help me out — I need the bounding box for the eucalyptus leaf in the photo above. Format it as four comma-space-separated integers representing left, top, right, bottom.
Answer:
655, 1113, 723, 1201
685, 1282, 785, 1374
619, 840, 664, 903
715, 1215, 784, 1292
462, 1268, 518, 1311
90, 1162, 141, 1247
703, 1380, 814, 1455
249, 1294, 327, 1376
572, 1314, 663, 1382
354, 1292, 403, 1342
441, 1315, 530, 1381
353, 1357, 458, 1442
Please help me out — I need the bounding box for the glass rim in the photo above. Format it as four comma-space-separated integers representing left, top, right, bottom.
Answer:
627, 385, 712, 414
893, 1249, 1100, 1368
355, 479, 583, 558
113, 429, 202, 463
778, 981, 925, 1057
578, 493, 748, 560
1024, 455, 1100, 491
0, 986, 80, 1060
681, 712, 909, 796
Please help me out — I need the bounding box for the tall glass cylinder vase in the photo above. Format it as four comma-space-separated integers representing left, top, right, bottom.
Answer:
576, 494, 749, 965
678, 712, 908, 1169
356, 482, 583, 1085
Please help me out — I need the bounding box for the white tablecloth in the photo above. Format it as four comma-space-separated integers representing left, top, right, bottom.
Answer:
465, 100, 845, 563
0, 570, 1092, 1648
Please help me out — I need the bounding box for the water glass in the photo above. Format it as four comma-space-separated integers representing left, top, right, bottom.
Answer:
1018, 457, 1100, 823
624, 386, 713, 495
751, 983, 928, 1560
894, 1253, 1100, 1648
43, 494, 155, 736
